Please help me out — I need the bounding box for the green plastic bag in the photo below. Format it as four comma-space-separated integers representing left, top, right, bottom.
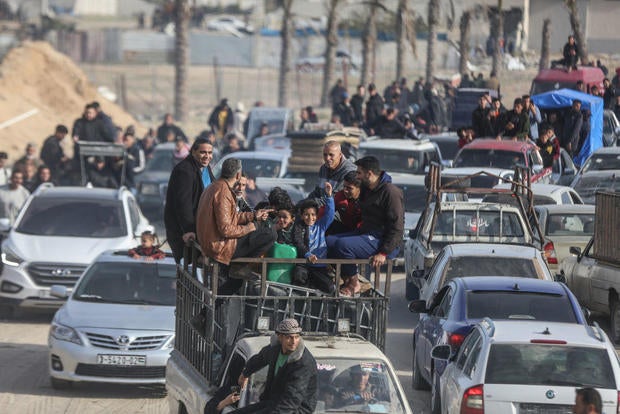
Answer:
267, 243, 297, 284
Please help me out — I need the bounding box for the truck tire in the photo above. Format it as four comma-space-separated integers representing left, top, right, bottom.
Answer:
611, 300, 620, 344
406, 279, 419, 301
50, 377, 73, 390
412, 345, 430, 390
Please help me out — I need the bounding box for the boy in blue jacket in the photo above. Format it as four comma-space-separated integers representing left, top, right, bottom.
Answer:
292, 182, 335, 293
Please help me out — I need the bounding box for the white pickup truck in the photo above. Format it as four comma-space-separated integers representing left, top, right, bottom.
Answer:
558, 191, 620, 342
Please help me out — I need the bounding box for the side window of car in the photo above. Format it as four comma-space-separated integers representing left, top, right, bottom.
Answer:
463, 336, 483, 378
127, 197, 140, 232
433, 287, 453, 318
455, 329, 481, 370
561, 192, 572, 205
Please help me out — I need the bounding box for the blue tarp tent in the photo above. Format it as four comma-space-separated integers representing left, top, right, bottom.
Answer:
531, 88, 603, 167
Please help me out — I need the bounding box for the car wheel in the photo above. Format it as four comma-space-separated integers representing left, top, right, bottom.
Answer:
50, 377, 73, 390
610, 299, 620, 343
406, 278, 420, 301
412, 343, 430, 390
431, 370, 441, 414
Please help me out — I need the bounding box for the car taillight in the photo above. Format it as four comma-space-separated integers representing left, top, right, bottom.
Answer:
543, 241, 558, 264
448, 332, 466, 348
461, 384, 484, 414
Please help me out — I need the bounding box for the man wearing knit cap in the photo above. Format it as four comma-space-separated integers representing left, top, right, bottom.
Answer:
236, 318, 318, 413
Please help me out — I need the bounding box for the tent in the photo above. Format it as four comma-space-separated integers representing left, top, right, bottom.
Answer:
531, 88, 603, 167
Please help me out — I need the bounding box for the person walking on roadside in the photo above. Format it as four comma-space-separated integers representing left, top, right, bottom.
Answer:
0, 171, 30, 225
236, 318, 318, 414
164, 138, 215, 263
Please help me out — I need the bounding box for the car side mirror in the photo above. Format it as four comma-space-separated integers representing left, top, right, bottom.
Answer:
50, 285, 68, 299
569, 246, 582, 256
582, 306, 592, 324
615, 126, 620, 135
408, 300, 428, 314
408, 228, 418, 239
554, 273, 567, 284
0, 218, 10, 233
431, 344, 452, 361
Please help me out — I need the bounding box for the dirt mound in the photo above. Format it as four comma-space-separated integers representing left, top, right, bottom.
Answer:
0, 41, 143, 163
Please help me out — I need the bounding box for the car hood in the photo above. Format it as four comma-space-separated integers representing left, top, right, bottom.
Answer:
57, 300, 175, 331
5, 232, 132, 264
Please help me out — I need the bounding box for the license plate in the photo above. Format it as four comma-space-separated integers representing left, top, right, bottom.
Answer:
97, 354, 146, 365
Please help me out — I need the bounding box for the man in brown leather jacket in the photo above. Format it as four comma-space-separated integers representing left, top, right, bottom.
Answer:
197, 157, 276, 294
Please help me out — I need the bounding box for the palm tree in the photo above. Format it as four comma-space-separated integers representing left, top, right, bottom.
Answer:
459, 11, 471, 76
539, 18, 551, 70
278, 0, 294, 107
174, 0, 190, 122
320, 0, 343, 107
361, 2, 378, 86
491, 0, 503, 77
396, 0, 408, 81
564, 0, 588, 64
425, 0, 439, 82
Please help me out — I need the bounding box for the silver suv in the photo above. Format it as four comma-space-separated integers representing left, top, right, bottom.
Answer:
0, 186, 152, 313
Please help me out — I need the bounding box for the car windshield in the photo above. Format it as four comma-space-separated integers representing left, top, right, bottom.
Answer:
466, 292, 577, 322
145, 148, 176, 173
395, 184, 427, 213
454, 149, 526, 170
214, 159, 283, 178
573, 175, 620, 200
365, 149, 428, 174
16, 198, 126, 238
443, 256, 539, 283
246, 358, 408, 413
433, 140, 459, 161
581, 154, 620, 172
74, 261, 177, 306
433, 211, 525, 238
546, 213, 595, 236
485, 344, 616, 389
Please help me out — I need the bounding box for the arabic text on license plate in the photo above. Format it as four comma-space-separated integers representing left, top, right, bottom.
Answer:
97, 355, 146, 365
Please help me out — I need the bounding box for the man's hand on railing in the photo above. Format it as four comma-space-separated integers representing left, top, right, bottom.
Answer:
370, 253, 387, 268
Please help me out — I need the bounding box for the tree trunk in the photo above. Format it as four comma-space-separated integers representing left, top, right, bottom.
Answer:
491, 0, 503, 77
539, 18, 551, 70
406, 10, 417, 59
425, 0, 439, 82
564, 0, 588, 64
396, 0, 408, 81
459, 11, 471, 75
320, 0, 341, 107
278, 0, 293, 107
361, 2, 377, 86
174, 0, 190, 122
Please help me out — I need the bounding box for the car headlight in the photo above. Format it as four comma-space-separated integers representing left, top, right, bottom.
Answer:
163, 335, 175, 349
50, 322, 83, 345
139, 182, 160, 196
1, 246, 24, 267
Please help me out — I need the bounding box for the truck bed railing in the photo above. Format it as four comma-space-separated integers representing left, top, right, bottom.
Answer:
175, 241, 393, 382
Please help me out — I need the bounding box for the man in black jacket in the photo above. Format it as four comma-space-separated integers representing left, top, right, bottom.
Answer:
365, 83, 385, 128
236, 318, 318, 414
327, 156, 404, 296
156, 113, 188, 143
164, 138, 215, 262
40, 125, 69, 180
563, 99, 583, 155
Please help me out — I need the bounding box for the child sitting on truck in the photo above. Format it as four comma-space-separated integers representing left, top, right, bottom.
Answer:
128, 231, 166, 260
292, 182, 335, 293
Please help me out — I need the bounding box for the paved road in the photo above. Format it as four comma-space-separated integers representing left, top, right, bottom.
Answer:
0, 271, 429, 414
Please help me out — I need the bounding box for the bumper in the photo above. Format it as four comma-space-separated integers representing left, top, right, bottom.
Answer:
0, 265, 70, 309
49, 336, 172, 384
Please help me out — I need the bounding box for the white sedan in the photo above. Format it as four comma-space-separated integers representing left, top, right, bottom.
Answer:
434, 319, 620, 413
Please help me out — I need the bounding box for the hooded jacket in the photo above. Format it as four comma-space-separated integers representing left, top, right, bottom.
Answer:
359, 171, 404, 255
242, 335, 318, 414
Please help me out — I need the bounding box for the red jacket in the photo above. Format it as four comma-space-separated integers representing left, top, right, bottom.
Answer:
333, 190, 362, 231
